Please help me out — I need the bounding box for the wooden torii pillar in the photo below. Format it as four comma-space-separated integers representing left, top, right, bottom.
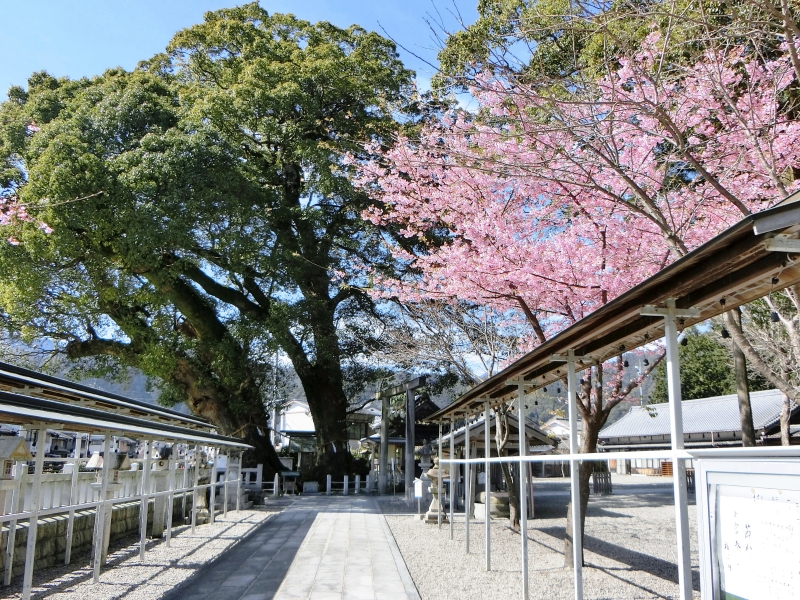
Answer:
375, 376, 426, 496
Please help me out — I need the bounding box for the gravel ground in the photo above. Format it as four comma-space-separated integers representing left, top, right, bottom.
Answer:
385, 478, 701, 600
0, 505, 288, 600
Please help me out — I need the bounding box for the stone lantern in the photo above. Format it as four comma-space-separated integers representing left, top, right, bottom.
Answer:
423, 449, 449, 524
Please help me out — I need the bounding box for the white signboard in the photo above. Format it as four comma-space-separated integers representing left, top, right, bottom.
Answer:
715, 485, 800, 599
698, 459, 800, 600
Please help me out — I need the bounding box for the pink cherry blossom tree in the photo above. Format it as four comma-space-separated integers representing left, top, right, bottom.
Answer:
358, 25, 800, 555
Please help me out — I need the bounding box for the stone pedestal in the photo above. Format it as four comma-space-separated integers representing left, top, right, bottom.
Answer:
194, 467, 211, 525
474, 491, 510, 519
423, 453, 448, 524
150, 468, 169, 538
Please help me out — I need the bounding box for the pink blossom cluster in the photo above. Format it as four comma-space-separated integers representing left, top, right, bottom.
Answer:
357, 36, 800, 351
0, 196, 53, 244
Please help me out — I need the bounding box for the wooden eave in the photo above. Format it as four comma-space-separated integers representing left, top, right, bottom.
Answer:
427, 198, 800, 421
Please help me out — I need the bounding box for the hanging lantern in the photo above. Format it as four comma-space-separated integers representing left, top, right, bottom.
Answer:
680, 337, 688, 346
771, 311, 780, 323
721, 328, 730, 339
623, 360, 629, 367
643, 358, 649, 366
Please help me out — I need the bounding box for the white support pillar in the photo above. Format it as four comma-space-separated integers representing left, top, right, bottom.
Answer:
223, 451, 230, 517
515, 384, 529, 600
191, 445, 200, 533
165, 443, 177, 547
181, 447, 188, 521
235, 453, 241, 512
355, 474, 360, 494
64, 454, 81, 565
208, 447, 217, 524
566, 352, 584, 600
464, 414, 470, 554
274, 472, 280, 498
449, 417, 455, 540
4, 460, 26, 586
437, 421, 443, 530
484, 401, 491, 571
642, 300, 697, 600
92, 434, 112, 584
22, 427, 46, 600
139, 440, 152, 561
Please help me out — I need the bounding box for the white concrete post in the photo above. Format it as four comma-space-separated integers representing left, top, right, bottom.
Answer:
223, 451, 230, 517
208, 448, 217, 523
449, 417, 455, 540
437, 421, 443, 530
91, 434, 112, 584
64, 454, 81, 565
273, 472, 280, 498
139, 440, 152, 561
4, 461, 26, 586
181, 448, 188, 521
235, 454, 241, 512
191, 445, 200, 533
567, 352, 584, 600
22, 427, 46, 600
165, 443, 177, 547
484, 401, 491, 571
465, 414, 471, 554
642, 300, 696, 600
343, 475, 349, 496
326, 474, 332, 496
516, 385, 529, 600
355, 475, 360, 494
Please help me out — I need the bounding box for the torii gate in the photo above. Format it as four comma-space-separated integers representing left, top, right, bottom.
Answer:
374, 376, 426, 496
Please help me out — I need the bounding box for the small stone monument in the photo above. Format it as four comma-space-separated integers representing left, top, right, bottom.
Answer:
194, 450, 211, 524
423, 450, 449, 524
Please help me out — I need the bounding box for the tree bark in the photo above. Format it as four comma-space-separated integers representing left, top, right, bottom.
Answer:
781, 394, 792, 446
729, 308, 756, 446
564, 418, 600, 568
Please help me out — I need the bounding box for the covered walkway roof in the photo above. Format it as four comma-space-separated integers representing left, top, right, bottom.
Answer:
429, 196, 800, 420
0, 360, 251, 449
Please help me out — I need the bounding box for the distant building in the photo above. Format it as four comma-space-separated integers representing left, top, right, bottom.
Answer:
273, 398, 380, 468
599, 389, 800, 474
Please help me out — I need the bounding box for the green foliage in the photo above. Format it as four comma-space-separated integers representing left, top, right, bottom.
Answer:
0, 5, 416, 458
649, 327, 769, 403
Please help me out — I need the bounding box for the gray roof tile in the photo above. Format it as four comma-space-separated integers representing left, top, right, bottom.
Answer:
599, 389, 794, 439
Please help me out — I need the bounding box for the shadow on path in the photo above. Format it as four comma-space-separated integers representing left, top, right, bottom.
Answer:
536, 526, 700, 592
163, 502, 316, 600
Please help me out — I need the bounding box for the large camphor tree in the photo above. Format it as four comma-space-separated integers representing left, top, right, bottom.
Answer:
0, 4, 414, 471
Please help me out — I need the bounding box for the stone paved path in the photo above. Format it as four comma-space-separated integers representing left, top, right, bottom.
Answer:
169, 495, 420, 600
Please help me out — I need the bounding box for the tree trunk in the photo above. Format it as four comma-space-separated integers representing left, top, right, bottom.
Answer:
501, 462, 521, 530
563, 419, 600, 568
297, 366, 350, 477
781, 394, 792, 446
729, 308, 756, 446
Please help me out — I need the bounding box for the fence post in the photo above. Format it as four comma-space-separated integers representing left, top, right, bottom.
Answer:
4, 460, 26, 586
273, 472, 280, 498
64, 455, 81, 565
343, 475, 349, 496
366, 473, 371, 493
139, 440, 152, 561
208, 448, 217, 524
326, 475, 332, 496
355, 475, 360, 494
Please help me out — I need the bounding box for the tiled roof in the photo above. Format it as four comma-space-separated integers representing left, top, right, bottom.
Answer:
599, 389, 794, 439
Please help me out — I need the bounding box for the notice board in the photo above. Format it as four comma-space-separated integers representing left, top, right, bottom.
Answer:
698, 459, 800, 600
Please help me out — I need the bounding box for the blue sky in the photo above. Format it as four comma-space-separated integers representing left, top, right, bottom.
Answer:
0, 0, 478, 101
